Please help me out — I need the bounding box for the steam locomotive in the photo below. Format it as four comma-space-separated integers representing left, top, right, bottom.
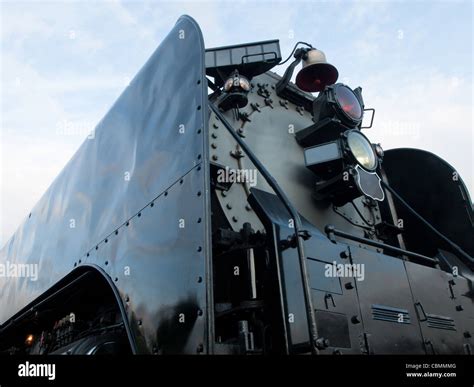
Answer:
0, 15, 472, 355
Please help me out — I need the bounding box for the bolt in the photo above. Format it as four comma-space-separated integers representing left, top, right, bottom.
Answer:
351, 315, 361, 324
315, 337, 330, 349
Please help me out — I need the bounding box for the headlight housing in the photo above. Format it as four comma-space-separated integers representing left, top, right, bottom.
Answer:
346, 130, 377, 171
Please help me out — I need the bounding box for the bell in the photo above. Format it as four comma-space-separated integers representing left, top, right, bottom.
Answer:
296, 49, 339, 92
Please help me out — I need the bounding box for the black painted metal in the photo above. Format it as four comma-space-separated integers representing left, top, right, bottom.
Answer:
383, 148, 473, 260
0, 15, 211, 354
211, 104, 319, 353
324, 225, 439, 264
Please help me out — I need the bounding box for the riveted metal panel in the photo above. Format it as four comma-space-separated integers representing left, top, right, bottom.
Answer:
0, 15, 211, 354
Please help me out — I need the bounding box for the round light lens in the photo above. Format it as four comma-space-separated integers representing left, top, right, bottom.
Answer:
223, 73, 250, 93
239, 77, 251, 91
335, 85, 362, 121
347, 131, 377, 170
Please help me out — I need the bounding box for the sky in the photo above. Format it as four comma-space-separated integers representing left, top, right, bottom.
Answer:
0, 0, 472, 246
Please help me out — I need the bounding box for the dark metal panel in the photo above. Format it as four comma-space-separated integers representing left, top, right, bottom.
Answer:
0, 15, 211, 354
305, 237, 366, 354
383, 148, 474, 259
405, 261, 468, 354
350, 247, 426, 354
248, 189, 311, 353
84, 167, 208, 353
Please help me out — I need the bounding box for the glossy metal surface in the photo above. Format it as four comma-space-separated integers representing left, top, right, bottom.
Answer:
0, 15, 211, 354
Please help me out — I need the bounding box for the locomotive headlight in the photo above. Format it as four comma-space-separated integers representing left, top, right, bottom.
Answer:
296, 83, 367, 147
303, 129, 384, 205
223, 71, 250, 93
218, 70, 251, 111
346, 130, 377, 171
335, 85, 363, 123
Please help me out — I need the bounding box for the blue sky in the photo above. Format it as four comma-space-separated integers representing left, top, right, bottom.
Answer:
0, 0, 472, 245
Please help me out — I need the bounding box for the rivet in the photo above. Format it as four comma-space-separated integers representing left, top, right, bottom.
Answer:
351, 315, 360, 324
226, 203, 232, 210
78, 259, 81, 264
95, 245, 99, 250
456, 305, 464, 311
197, 128, 202, 134
197, 309, 203, 316
115, 230, 119, 235
196, 344, 204, 353
197, 191, 202, 197
105, 261, 108, 265
211, 143, 217, 149
221, 190, 227, 197
138, 320, 142, 326
345, 282, 354, 290
197, 79, 201, 85
105, 238, 108, 243
232, 216, 238, 223
197, 246, 202, 252
126, 221, 130, 227
212, 155, 218, 161
211, 133, 218, 139
87, 253, 90, 257
114, 277, 118, 282
197, 154, 201, 160
180, 179, 184, 184
197, 276, 203, 283
74, 262, 77, 267
125, 296, 130, 303
164, 191, 168, 197
197, 217, 202, 223
137, 213, 141, 217
197, 105, 201, 110
245, 204, 252, 211
150, 202, 154, 208
213, 123, 219, 129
